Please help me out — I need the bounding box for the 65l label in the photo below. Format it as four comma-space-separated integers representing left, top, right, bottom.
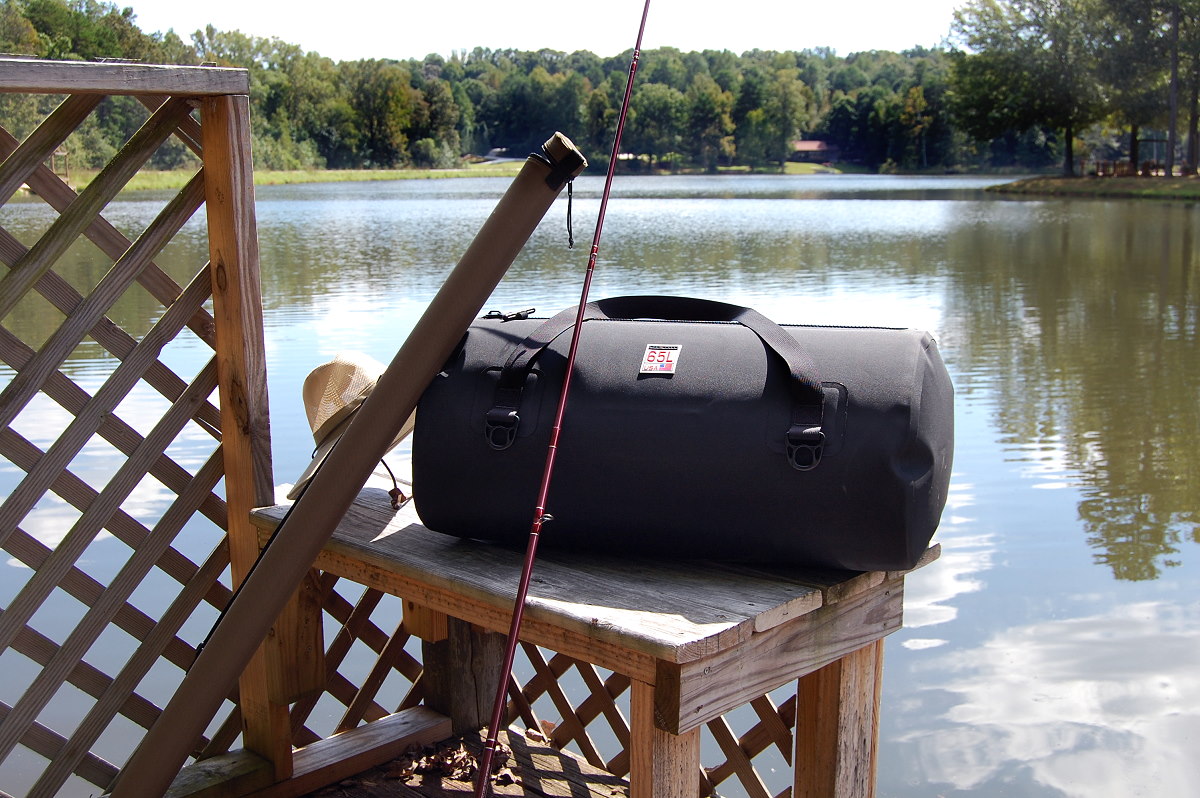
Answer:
640, 344, 682, 374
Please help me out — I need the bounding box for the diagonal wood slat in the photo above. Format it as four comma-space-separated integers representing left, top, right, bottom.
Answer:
0, 269, 215, 556
0, 324, 228, 532
5, 523, 202, 672
28, 537, 235, 797
0, 702, 120, 788
521, 645, 607, 770
0, 223, 223, 437
0, 125, 219, 351
0, 422, 228, 613
11, 624, 165, 731
0, 348, 220, 669
336, 621, 421, 733
706, 715, 774, 798
0, 96, 194, 320
0, 451, 225, 764
0, 170, 206, 431
0, 93, 102, 205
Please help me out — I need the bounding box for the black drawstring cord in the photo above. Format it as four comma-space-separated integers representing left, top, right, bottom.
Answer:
380, 458, 407, 509
567, 181, 575, 248
529, 143, 584, 249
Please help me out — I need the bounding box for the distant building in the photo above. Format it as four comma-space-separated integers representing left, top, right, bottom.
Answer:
790, 140, 840, 163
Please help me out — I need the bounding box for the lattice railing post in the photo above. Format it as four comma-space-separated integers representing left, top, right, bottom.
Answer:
199, 92, 298, 778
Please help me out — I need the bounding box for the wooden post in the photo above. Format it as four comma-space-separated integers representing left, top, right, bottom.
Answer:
200, 93, 289, 777
793, 638, 885, 798
629, 680, 700, 798
265, 570, 325, 705
421, 616, 507, 736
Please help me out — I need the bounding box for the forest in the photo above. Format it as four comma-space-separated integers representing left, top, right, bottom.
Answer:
2, 0, 1200, 176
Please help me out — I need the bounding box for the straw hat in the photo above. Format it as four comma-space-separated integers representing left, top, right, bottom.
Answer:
287, 351, 415, 501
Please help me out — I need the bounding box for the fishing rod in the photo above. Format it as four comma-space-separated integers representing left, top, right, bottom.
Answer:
472, 1, 651, 794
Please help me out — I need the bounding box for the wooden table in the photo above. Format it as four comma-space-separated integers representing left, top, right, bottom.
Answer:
249, 487, 936, 798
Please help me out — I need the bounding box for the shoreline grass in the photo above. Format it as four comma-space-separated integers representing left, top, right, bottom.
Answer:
990, 174, 1200, 200
63, 164, 1200, 200
67, 158, 844, 193
67, 160, 528, 193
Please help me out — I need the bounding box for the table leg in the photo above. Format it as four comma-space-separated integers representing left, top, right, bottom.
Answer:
794, 638, 885, 798
629, 680, 700, 798
421, 615, 507, 736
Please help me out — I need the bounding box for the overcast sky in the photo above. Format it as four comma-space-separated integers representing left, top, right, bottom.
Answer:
126, 0, 963, 62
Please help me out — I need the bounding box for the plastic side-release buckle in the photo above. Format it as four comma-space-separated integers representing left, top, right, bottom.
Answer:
485, 407, 520, 450
786, 425, 824, 471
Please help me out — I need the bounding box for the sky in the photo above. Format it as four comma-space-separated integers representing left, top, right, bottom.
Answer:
125, 0, 964, 63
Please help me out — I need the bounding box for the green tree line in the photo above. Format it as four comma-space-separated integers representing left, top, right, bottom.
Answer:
3, 0, 1199, 175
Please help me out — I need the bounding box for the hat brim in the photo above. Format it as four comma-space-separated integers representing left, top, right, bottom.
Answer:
286, 410, 416, 501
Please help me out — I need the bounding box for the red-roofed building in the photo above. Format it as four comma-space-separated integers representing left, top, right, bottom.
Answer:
790, 140, 841, 163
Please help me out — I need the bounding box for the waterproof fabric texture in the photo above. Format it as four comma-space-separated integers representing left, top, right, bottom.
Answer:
412, 296, 954, 571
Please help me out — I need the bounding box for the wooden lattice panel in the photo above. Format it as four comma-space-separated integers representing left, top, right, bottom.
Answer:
0, 60, 266, 797
508, 645, 802, 798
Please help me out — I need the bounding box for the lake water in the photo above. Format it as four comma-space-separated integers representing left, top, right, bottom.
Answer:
2, 173, 1198, 796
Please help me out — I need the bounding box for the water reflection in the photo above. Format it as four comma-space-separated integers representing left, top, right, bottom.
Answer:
938, 199, 1199, 581
890, 598, 1200, 797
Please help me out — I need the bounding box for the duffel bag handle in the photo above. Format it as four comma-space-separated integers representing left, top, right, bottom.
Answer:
485, 296, 825, 470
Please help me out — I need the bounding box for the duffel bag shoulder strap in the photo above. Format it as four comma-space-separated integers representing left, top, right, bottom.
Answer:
487, 296, 826, 470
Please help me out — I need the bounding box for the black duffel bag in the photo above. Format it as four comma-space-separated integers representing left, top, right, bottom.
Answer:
412, 296, 953, 571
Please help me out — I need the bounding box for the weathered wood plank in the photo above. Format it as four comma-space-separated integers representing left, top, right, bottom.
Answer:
304, 537, 660, 684
656, 578, 902, 735
0, 57, 249, 96
251, 489, 824, 666
200, 91, 282, 774
794, 638, 885, 798
163, 750, 276, 798
165, 710, 451, 798
253, 709, 452, 798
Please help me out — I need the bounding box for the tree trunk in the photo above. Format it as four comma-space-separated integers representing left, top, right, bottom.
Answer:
1167, 2, 1181, 178
1063, 121, 1075, 176
1130, 123, 1140, 175
1186, 67, 1199, 177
